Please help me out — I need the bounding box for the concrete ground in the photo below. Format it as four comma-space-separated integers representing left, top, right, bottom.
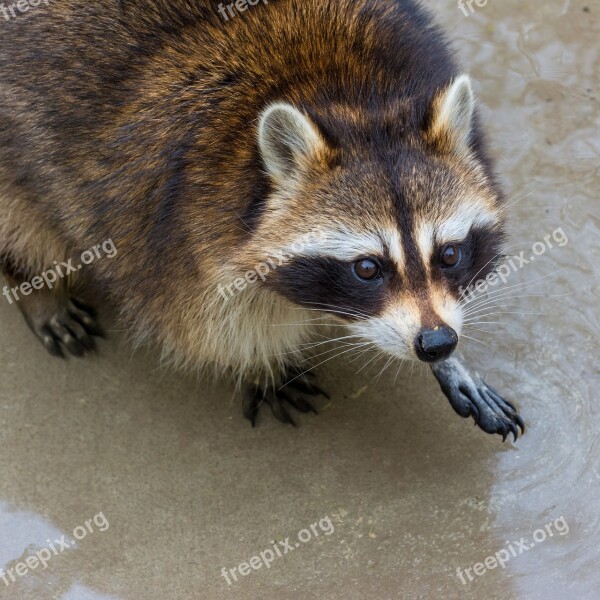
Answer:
0, 1, 599, 599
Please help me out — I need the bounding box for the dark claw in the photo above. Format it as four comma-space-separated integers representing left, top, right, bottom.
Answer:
487, 384, 517, 412
70, 297, 97, 318
64, 320, 96, 352
65, 338, 85, 357
267, 391, 297, 426
242, 387, 262, 427
279, 391, 318, 414
243, 387, 299, 427
40, 325, 64, 358
68, 299, 106, 338
469, 402, 480, 424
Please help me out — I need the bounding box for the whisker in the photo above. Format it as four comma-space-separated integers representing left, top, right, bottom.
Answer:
271, 323, 348, 328
374, 354, 396, 384
462, 302, 514, 317
295, 302, 371, 319
292, 307, 368, 321
463, 291, 574, 319
300, 341, 373, 363
348, 344, 377, 365
458, 252, 505, 303
460, 333, 495, 352
504, 189, 535, 211
463, 310, 543, 322
464, 326, 503, 335
296, 334, 364, 350
457, 238, 551, 303
461, 267, 570, 307
270, 337, 366, 360
356, 348, 386, 374
393, 358, 408, 386
278, 344, 373, 390
467, 320, 525, 326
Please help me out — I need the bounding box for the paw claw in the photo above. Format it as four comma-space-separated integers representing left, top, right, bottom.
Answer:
507, 422, 519, 442
242, 387, 262, 426
40, 327, 64, 358
469, 402, 480, 424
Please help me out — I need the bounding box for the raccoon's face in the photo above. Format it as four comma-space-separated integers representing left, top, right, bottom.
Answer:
256, 75, 505, 363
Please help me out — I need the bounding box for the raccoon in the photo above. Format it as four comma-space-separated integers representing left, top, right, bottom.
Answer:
0, 0, 524, 440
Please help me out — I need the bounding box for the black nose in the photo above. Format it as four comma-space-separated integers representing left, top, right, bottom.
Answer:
415, 326, 458, 363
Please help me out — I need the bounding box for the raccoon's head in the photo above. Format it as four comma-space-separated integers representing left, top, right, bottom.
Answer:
254, 75, 505, 363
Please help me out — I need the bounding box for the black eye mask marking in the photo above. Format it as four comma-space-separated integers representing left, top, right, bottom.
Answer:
267, 256, 389, 320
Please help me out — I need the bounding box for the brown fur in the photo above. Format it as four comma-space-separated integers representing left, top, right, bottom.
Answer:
0, 0, 503, 384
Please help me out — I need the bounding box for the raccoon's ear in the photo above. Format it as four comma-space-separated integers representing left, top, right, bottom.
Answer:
426, 74, 475, 155
258, 103, 330, 183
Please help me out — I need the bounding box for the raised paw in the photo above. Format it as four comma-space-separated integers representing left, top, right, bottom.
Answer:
431, 357, 525, 442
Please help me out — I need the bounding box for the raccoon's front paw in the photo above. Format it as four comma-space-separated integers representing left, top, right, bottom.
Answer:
27, 297, 105, 358
431, 357, 525, 442
243, 371, 329, 427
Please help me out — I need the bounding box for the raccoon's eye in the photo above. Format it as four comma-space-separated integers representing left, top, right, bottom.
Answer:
440, 244, 463, 268
353, 258, 381, 281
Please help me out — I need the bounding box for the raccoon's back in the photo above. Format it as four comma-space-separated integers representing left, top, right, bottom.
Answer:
0, 0, 455, 161
0, 0, 457, 284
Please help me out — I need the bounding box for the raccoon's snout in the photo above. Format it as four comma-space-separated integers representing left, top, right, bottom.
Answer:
415, 326, 458, 363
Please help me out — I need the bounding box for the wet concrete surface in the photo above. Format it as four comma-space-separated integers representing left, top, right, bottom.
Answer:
0, 1, 599, 598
